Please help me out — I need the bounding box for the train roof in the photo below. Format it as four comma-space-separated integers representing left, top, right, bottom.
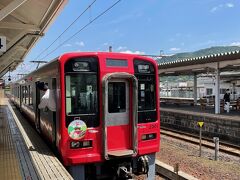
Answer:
13, 52, 156, 84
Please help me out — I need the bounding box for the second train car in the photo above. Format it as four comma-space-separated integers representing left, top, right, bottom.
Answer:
10, 52, 160, 179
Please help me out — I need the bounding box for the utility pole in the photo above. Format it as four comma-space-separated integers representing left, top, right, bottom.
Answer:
17, 73, 27, 79
160, 50, 164, 56
30, 60, 48, 69
109, 46, 112, 52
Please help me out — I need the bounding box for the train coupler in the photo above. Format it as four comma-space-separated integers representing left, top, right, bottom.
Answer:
137, 155, 149, 176
117, 166, 134, 179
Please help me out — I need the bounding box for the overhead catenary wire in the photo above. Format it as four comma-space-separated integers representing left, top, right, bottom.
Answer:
41, 0, 122, 60
35, 0, 98, 60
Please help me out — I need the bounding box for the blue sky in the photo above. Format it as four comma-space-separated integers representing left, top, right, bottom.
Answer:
12, 0, 240, 77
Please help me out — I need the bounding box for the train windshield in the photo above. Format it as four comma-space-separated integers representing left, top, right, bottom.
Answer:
65, 74, 98, 115
134, 59, 157, 123
137, 75, 156, 111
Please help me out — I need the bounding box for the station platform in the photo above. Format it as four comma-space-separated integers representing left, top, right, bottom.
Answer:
160, 103, 240, 146
0, 89, 73, 180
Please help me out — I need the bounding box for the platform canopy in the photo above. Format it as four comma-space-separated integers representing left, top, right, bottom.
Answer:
156, 50, 240, 114
0, 0, 68, 78
157, 50, 240, 76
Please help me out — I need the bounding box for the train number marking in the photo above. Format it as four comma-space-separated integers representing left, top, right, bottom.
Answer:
149, 124, 157, 129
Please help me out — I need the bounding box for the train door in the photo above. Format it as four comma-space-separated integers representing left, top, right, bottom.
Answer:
102, 73, 138, 159
52, 78, 57, 145
35, 81, 41, 132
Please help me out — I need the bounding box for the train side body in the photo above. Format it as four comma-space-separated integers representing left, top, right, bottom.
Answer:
10, 52, 160, 178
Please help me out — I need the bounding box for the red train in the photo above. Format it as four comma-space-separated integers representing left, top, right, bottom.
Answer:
10, 52, 160, 179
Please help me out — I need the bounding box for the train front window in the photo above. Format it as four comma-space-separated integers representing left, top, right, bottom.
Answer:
65, 74, 98, 115
137, 76, 156, 111
134, 59, 157, 123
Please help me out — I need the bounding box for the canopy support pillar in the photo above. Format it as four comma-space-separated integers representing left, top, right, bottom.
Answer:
215, 66, 220, 114
193, 73, 197, 105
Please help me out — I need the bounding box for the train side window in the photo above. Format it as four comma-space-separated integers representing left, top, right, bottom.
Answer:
22, 86, 25, 103
108, 82, 126, 113
29, 85, 33, 105
25, 86, 29, 104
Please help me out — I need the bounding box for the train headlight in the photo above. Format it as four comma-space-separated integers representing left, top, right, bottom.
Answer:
142, 134, 147, 140
82, 140, 92, 147
141, 133, 156, 141
70, 140, 92, 149
70, 141, 81, 148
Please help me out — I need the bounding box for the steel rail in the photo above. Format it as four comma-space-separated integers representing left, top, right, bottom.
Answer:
161, 127, 240, 157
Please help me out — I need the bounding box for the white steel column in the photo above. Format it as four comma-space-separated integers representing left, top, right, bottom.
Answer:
215, 67, 220, 114
193, 73, 197, 105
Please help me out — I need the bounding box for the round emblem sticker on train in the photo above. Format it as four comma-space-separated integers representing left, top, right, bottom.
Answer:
68, 120, 87, 140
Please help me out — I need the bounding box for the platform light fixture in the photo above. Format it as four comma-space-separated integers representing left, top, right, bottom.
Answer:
8, 67, 11, 81
233, 64, 240, 67
192, 68, 205, 71
164, 71, 175, 74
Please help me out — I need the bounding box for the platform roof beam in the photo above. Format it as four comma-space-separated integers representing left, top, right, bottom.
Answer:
0, 3, 30, 23
0, 0, 68, 77
0, 22, 40, 31
0, 0, 28, 21
5, 31, 27, 51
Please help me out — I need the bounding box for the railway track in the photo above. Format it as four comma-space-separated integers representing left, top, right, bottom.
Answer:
160, 127, 240, 157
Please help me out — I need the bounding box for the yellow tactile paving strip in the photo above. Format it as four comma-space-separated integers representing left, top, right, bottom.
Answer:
0, 89, 73, 179
0, 90, 22, 180
0, 89, 7, 105
8, 105, 72, 180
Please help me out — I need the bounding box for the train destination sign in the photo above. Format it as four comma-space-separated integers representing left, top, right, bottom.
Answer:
0, 36, 6, 52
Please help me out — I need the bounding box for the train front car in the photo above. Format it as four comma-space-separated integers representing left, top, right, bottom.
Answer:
59, 52, 160, 179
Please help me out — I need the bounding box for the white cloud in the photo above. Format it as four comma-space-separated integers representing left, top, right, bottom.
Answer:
117, 46, 127, 51
62, 43, 72, 47
170, 47, 180, 51
75, 41, 85, 47
120, 50, 145, 55
175, 33, 181, 37
230, 42, 240, 46
114, 29, 119, 33
226, 3, 234, 8
210, 3, 234, 13
210, 6, 219, 13
103, 42, 108, 46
